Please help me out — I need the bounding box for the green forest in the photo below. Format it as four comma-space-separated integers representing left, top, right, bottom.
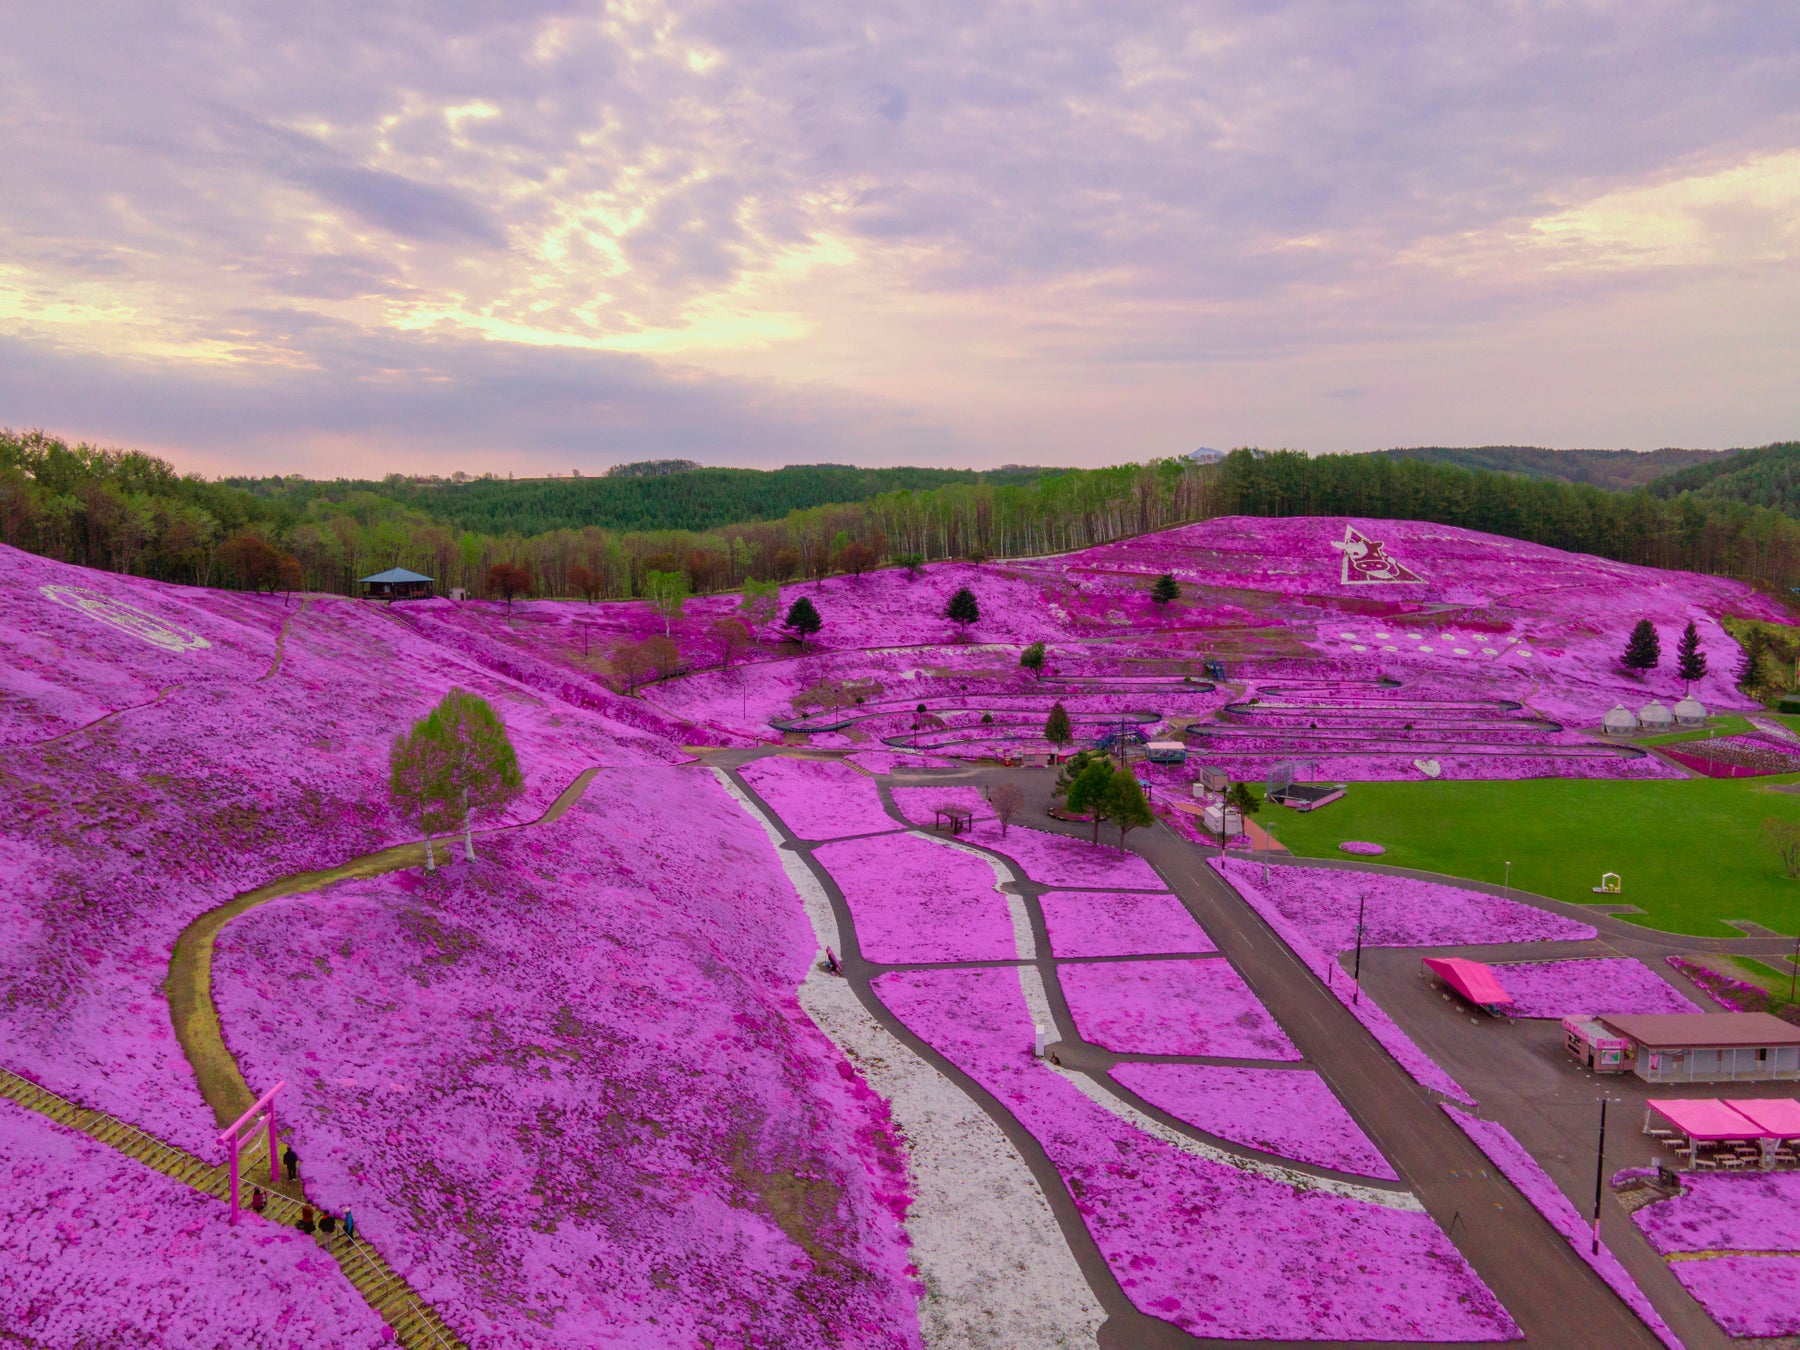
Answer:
224, 462, 1053, 535
1373, 444, 1730, 490
5, 426, 1800, 610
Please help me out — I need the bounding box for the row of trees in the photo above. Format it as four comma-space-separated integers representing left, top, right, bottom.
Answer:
1620, 620, 1709, 685
13, 429, 1800, 610
0, 428, 1223, 600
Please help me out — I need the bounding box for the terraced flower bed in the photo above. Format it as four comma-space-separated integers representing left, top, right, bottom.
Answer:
1486, 959, 1701, 1018
1038, 891, 1215, 957
1059, 959, 1301, 1060
1111, 1064, 1398, 1179
873, 966, 1519, 1342
737, 756, 900, 838
815, 832, 1022, 964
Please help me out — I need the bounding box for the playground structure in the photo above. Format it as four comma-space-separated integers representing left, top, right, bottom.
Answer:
1592, 872, 1622, 894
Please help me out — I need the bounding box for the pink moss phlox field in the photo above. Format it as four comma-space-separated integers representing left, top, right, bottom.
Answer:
1060, 959, 1301, 1060
1488, 960, 1701, 1019
1, 555, 670, 1156
0, 1099, 389, 1349
1665, 1256, 1800, 1339
736, 755, 902, 839
814, 832, 1018, 964
1063, 515, 1769, 728
1225, 860, 1596, 955
1038, 891, 1215, 958
1212, 860, 1478, 1102
1441, 1108, 1680, 1350
874, 966, 1517, 1342
1633, 1172, 1800, 1255
1339, 841, 1386, 855
1664, 956, 1759, 1012
1111, 1064, 1398, 1179
982, 823, 1165, 889
213, 773, 923, 1350
846, 751, 960, 774
889, 785, 992, 828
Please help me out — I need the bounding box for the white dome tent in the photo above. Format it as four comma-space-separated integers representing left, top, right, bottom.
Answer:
1673, 696, 1707, 727
1638, 701, 1674, 731
1602, 705, 1639, 736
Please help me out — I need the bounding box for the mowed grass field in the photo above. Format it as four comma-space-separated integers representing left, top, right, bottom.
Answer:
1258, 774, 1800, 937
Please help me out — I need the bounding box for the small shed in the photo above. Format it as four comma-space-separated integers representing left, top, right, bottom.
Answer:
1564, 1016, 1634, 1072
360, 567, 433, 601
1673, 696, 1707, 727
1192, 765, 1232, 793
1145, 740, 1187, 765
1602, 705, 1638, 736
1599, 1013, 1800, 1083
1423, 957, 1514, 1014
1201, 801, 1243, 837
1638, 701, 1674, 731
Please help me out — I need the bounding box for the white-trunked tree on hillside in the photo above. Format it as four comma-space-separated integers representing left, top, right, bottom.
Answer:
390, 687, 524, 866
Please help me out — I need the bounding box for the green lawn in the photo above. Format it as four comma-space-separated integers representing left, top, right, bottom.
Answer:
1260, 776, 1800, 937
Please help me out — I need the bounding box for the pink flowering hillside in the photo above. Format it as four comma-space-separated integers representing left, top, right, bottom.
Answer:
1055, 515, 1774, 724
0, 1098, 390, 1349
213, 768, 922, 1350
0, 548, 683, 1156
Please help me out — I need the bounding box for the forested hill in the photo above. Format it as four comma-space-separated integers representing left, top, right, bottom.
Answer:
1375, 445, 1734, 490
1646, 442, 1800, 512
224, 463, 1053, 535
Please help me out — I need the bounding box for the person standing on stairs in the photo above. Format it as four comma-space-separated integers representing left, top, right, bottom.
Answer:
342, 1208, 356, 1243
283, 1143, 298, 1181
250, 1187, 267, 1215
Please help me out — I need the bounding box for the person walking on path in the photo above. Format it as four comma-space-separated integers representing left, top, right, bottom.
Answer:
282, 1144, 298, 1181
298, 1204, 316, 1235
342, 1208, 356, 1243
318, 1211, 337, 1236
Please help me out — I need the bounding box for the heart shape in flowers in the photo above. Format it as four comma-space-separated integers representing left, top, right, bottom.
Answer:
1413, 758, 1442, 778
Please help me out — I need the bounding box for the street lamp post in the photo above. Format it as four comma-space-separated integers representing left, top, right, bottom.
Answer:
1504, 860, 1512, 894
1352, 892, 1368, 1005
1592, 1097, 1610, 1255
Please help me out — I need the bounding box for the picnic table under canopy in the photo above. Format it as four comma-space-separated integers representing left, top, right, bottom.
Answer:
1728, 1098, 1800, 1139
1645, 1098, 1773, 1142
1644, 1098, 1800, 1171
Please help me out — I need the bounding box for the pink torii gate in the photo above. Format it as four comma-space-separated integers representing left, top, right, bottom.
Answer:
220, 1080, 284, 1226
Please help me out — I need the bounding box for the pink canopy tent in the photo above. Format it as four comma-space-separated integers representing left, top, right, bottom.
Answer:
1422, 957, 1513, 1011
1645, 1098, 1770, 1142
1728, 1099, 1800, 1139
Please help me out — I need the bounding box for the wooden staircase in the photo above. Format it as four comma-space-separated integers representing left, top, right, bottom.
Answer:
0, 1065, 465, 1349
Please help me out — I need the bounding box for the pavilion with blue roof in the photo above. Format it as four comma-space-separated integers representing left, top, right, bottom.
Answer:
360, 567, 434, 601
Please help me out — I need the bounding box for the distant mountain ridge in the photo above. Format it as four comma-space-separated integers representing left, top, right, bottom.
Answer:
1373, 445, 1736, 491
1645, 441, 1800, 511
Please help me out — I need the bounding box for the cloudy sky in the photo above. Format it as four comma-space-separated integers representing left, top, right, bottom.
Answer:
2, 3, 1798, 476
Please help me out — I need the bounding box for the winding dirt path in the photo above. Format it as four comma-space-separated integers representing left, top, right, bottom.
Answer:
165, 765, 602, 1130
259, 596, 309, 681
28, 683, 179, 748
